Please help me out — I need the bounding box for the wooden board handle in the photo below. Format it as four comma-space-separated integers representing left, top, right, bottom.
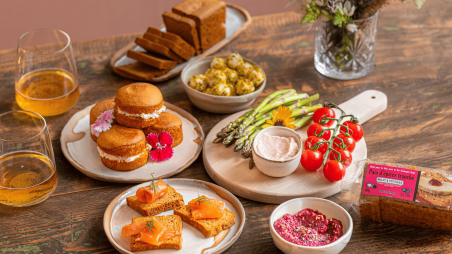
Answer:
338, 90, 387, 124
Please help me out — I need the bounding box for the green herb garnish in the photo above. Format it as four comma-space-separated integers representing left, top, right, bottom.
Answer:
146, 219, 156, 234
149, 173, 159, 191
195, 194, 211, 206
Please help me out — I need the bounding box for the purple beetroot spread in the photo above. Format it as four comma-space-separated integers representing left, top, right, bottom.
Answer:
273, 208, 343, 247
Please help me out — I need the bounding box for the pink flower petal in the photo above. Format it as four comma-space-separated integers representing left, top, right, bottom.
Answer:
96, 121, 111, 132
146, 133, 159, 148
159, 132, 173, 146
162, 145, 173, 160
97, 110, 115, 123
90, 122, 102, 137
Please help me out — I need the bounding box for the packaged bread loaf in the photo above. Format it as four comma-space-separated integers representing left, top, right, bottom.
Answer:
342, 159, 452, 231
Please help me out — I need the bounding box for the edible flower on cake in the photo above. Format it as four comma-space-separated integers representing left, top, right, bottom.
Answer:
188, 195, 225, 220
146, 132, 174, 162
273, 208, 343, 247
91, 109, 115, 137
121, 217, 181, 246
136, 178, 168, 204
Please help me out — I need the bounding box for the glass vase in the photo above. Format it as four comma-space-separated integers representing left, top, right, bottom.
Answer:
314, 12, 379, 80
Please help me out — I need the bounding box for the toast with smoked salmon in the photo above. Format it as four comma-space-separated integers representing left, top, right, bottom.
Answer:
127, 183, 184, 217
130, 215, 182, 251
174, 196, 236, 238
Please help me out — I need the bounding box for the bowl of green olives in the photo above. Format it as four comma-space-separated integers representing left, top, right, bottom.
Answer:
181, 53, 266, 114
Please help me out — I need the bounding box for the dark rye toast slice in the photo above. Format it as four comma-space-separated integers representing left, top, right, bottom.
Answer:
116, 62, 168, 80
172, 0, 226, 52
130, 215, 182, 251
127, 50, 177, 70
127, 185, 184, 217
174, 204, 236, 238
135, 37, 183, 63
162, 11, 201, 54
143, 32, 194, 61
146, 27, 196, 58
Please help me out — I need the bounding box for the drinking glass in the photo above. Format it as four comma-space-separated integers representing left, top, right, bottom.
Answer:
0, 110, 58, 207
15, 28, 79, 116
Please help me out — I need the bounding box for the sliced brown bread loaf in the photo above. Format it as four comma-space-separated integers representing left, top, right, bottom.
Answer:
162, 11, 201, 54
172, 0, 226, 52
127, 50, 177, 70
135, 37, 183, 63
146, 27, 196, 58
130, 215, 182, 251
143, 32, 193, 61
116, 62, 168, 80
127, 185, 184, 216
174, 204, 236, 238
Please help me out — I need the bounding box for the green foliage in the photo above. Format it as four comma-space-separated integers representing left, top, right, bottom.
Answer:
413, 0, 425, 9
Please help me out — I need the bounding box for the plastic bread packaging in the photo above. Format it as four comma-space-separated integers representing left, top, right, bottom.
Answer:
340, 159, 452, 231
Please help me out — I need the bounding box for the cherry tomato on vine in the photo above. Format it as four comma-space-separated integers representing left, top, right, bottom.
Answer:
323, 160, 346, 182
300, 150, 323, 172
304, 136, 328, 154
332, 133, 356, 152
340, 121, 364, 142
329, 148, 352, 168
313, 107, 336, 127
307, 123, 332, 140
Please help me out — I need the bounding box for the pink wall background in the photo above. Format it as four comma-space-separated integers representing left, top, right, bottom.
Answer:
0, 0, 296, 51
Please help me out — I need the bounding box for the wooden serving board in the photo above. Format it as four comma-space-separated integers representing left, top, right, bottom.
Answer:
110, 3, 252, 83
203, 90, 388, 204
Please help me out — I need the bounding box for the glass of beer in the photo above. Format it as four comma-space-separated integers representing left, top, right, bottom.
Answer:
0, 110, 58, 206
15, 28, 79, 116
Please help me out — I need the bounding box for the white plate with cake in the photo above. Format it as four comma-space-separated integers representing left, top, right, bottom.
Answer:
111, 0, 252, 82
61, 83, 204, 183
103, 178, 245, 254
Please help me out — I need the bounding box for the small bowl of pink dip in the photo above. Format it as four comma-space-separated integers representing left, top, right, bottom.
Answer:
270, 198, 353, 254
252, 126, 302, 177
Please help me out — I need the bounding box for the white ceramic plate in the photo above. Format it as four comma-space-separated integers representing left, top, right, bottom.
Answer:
103, 179, 246, 254
60, 102, 204, 183
111, 3, 252, 82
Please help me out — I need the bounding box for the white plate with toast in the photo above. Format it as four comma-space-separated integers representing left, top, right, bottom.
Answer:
103, 178, 245, 254
111, 3, 252, 83
60, 102, 204, 183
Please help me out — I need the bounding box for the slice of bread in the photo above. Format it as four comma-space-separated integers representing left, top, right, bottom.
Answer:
127, 185, 184, 216
143, 32, 194, 61
146, 27, 196, 58
172, 0, 226, 52
162, 11, 201, 54
174, 204, 236, 238
130, 215, 182, 251
135, 37, 183, 63
116, 62, 168, 80
127, 50, 177, 70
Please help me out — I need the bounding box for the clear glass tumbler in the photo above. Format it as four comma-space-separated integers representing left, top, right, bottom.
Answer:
0, 110, 58, 206
15, 28, 79, 116
314, 12, 379, 80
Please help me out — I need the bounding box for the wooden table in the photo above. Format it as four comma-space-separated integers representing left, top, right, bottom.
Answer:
1, 0, 451, 253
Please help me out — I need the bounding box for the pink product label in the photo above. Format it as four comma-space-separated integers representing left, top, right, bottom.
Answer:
362, 164, 420, 201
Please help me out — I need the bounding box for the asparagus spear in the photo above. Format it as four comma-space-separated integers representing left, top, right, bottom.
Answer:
249, 156, 255, 169
213, 137, 225, 143
223, 128, 238, 147
267, 90, 296, 104
241, 128, 261, 157
293, 115, 314, 130
216, 109, 252, 137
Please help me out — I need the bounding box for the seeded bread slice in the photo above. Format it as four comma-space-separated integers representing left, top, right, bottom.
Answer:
127, 50, 177, 70
146, 27, 196, 58
116, 62, 168, 80
143, 32, 194, 61
127, 185, 184, 217
162, 11, 201, 54
174, 204, 236, 238
135, 37, 183, 63
130, 215, 182, 251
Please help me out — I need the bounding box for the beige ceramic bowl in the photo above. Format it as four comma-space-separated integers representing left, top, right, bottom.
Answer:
270, 198, 353, 254
252, 126, 302, 177
180, 56, 267, 114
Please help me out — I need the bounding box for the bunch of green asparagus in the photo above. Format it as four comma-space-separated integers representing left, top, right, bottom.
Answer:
213, 89, 320, 169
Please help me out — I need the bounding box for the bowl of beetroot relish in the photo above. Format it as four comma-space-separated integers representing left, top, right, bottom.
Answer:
269, 198, 353, 254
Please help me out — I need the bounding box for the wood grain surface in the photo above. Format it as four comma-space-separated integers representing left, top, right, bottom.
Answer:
1, 0, 452, 253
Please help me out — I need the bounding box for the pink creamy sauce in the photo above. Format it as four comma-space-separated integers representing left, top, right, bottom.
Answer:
255, 134, 299, 160
273, 208, 343, 247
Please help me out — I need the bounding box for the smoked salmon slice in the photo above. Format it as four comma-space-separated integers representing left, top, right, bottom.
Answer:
188, 196, 224, 220
136, 179, 168, 204
121, 217, 181, 246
